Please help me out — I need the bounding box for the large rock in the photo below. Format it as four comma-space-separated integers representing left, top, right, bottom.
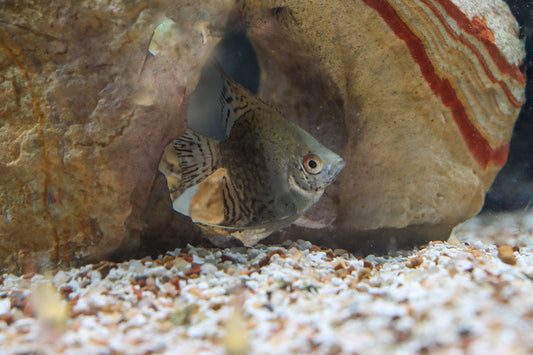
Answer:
0, 0, 233, 272
241, 0, 526, 250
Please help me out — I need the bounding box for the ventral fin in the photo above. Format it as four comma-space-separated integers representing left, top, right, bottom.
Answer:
214, 61, 265, 137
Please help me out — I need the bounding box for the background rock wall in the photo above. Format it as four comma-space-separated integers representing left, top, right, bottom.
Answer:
0, 1, 233, 272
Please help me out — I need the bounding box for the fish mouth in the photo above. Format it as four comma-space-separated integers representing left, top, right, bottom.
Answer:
326, 157, 345, 182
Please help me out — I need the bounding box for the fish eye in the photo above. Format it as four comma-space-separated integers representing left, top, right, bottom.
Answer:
303, 154, 323, 174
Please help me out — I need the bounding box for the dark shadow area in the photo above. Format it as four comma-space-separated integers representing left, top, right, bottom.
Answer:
186, 32, 259, 140
264, 223, 453, 257
215, 32, 260, 94
484, 1, 533, 212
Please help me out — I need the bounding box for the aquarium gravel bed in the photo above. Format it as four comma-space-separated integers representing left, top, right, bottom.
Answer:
1, 212, 533, 354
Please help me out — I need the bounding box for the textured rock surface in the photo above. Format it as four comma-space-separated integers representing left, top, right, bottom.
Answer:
242, 0, 526, 249
0, 1, 233, 272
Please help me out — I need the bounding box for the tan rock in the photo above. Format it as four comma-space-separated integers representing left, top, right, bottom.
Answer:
498, 245, 517, 265
0, 0, 233, 272
241, 0, 525, 250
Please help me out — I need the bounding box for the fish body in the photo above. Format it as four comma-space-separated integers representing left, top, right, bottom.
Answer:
160, 63, 345, 244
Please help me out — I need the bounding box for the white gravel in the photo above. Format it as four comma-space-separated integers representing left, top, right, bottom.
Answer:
1, 211, 533, 354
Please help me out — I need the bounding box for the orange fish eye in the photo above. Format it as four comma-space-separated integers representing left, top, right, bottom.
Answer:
303, 154, 323, 174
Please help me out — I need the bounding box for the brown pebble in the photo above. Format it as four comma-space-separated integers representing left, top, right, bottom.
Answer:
162, 254, 174, 264
498, 245, 516, 265
357, 268, 372, 280
0, 313, 14, 325
59, 285, 74, 299
407, 256, 423, 268
178, 253, 194, 263
221, 254, 237, 263
211, 303, 223, 311
170, 276, 181, 292
309, 245, 322, 252
336, 266, 355, 279
292, 264, 303, 271
185, 263, 202, 277
334, 260, 347, 271
363, 260, 374, 270
253, 255, 272, 269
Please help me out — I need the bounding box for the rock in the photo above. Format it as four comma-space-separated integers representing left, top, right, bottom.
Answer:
241, 0, 525, 251
0, 0, 233, 272
498, 245, 517, 265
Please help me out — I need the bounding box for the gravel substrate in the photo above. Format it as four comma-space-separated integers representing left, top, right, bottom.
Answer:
1, 211, 533, 354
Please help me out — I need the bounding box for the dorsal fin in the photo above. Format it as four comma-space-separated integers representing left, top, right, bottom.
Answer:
214, 61, 265, 137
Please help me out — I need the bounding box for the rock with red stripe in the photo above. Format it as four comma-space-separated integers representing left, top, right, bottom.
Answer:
242, 0, 525, 250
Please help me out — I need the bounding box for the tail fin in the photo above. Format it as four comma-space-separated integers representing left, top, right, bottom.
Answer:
172, 129, 220, 189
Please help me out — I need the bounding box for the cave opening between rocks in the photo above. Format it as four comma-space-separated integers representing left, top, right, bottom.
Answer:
172, 32, 261, 224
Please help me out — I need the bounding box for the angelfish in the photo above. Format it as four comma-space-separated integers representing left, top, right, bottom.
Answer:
160, 63, 345, 245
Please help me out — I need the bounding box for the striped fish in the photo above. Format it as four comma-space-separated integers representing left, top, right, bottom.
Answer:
160, 63, 345, 245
